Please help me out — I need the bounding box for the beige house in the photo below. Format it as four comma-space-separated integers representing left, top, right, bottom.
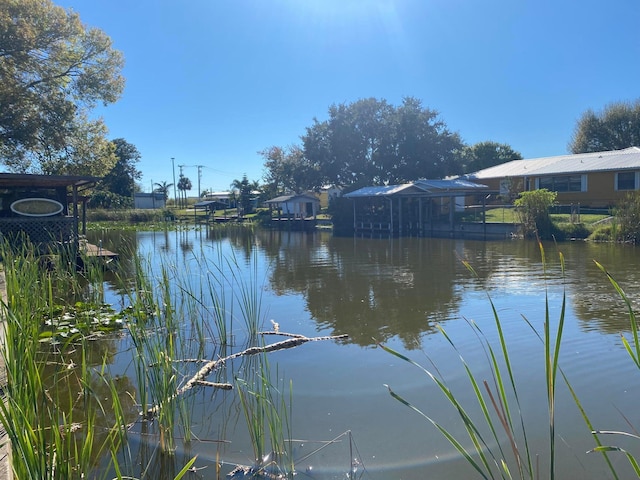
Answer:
465, 147, 640, 208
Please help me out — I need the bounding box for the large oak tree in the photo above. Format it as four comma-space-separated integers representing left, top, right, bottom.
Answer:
302, 97, 464, 188
0, 0, 125, 174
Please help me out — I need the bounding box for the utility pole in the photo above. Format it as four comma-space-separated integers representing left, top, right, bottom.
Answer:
177, 165, 185, 208
171, 158, 177, 208
197, 165, 203, 199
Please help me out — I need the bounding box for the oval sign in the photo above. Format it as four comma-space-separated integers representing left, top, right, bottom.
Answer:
11, 198, 64, 217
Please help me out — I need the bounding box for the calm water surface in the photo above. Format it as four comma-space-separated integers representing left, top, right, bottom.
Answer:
88, 227, 640, 479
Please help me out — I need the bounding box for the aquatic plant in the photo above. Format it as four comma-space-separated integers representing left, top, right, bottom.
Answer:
236, 356, 294, 477
585, 261, 640, 474
0, 242, 129, 479
381, 242, 620, 479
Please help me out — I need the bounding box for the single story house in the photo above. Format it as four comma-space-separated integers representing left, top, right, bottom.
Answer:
464, 146, 640, 208
203, 191, 233, 207
264, 192, 321, 220
264, 193, 321, 231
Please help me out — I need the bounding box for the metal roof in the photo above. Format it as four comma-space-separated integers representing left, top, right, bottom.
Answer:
264, 193, 320, 204
344, 184, 416, 198
0, 173, 100, 188
467, 147, 640, 179
193, 200, 224, 208
344, 179, 489, 199
414, 178, 489, 190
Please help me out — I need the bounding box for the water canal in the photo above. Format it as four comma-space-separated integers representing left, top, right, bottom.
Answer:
85, 227, 640, 479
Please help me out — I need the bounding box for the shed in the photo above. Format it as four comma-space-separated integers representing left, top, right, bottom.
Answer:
0, 173, 98, 252
134, 192, 166, 209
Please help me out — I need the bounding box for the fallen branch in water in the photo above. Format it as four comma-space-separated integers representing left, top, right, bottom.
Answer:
145, 332, 348, 418
196, 380, 233, 390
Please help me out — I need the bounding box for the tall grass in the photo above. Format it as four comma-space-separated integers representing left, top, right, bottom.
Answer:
0, 232, 357, 478
381, 242, 621, 479
0, 240, 198, 479
236, 355, 294, 476
587, 261, 640, 473
123, 257, 189, 455
0, 241, 129, 479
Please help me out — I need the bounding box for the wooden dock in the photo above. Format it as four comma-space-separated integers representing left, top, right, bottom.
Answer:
81, 241, 118, 259
79, 241, 119, 268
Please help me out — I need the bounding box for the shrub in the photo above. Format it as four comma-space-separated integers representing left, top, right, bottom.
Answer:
588, 224, 614, 242
514, 189, 558, 239
86, 208, 167, 223
612, 191, 640, 243
88, 190, 133, 209
554, 222, 591, 240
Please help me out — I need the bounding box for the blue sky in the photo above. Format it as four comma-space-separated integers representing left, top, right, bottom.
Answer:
55, 0, 640, 194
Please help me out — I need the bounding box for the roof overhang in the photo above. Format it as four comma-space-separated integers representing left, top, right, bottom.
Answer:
344, 179, 490, 199
0, 173, 100, 189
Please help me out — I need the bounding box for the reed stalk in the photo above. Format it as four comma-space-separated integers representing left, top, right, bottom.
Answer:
381, 241, 616, 479
587, 261, 640, 473
236, 353, 294, 478
0, 241, 129, 479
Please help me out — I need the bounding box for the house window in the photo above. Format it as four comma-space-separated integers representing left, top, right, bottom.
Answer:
616, 172, 637, 191
538, 175, 584, 192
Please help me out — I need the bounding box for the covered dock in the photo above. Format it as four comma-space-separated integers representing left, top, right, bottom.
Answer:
192, 200, 232, 223
344, 179, 502, 239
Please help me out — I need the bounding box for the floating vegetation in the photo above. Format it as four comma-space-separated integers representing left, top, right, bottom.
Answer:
39, 301, 129, 344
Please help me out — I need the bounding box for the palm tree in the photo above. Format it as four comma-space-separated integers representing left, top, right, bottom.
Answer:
177, 175, 192, 208
153, 181, 174, 203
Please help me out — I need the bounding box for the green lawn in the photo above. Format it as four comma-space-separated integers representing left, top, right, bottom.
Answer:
459, 207, 611, 225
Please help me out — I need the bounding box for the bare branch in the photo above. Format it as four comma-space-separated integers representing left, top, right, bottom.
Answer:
145, 332, 348, 418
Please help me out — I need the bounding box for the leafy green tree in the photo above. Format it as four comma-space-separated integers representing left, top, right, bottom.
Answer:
153, 181, 174, 202
514, 189, 557, 239
101, 138, 142, 197
177, 175, 192, 208
570, 100, 640, 153
30, 112, 117, 176
0, 0, 124, 172
302, 97, 463, 187
392, 96, 464, 182
260, 145, 319, 197
87, 190, 132, 209
88, 138, 141, 208
461, 141, 522, 173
